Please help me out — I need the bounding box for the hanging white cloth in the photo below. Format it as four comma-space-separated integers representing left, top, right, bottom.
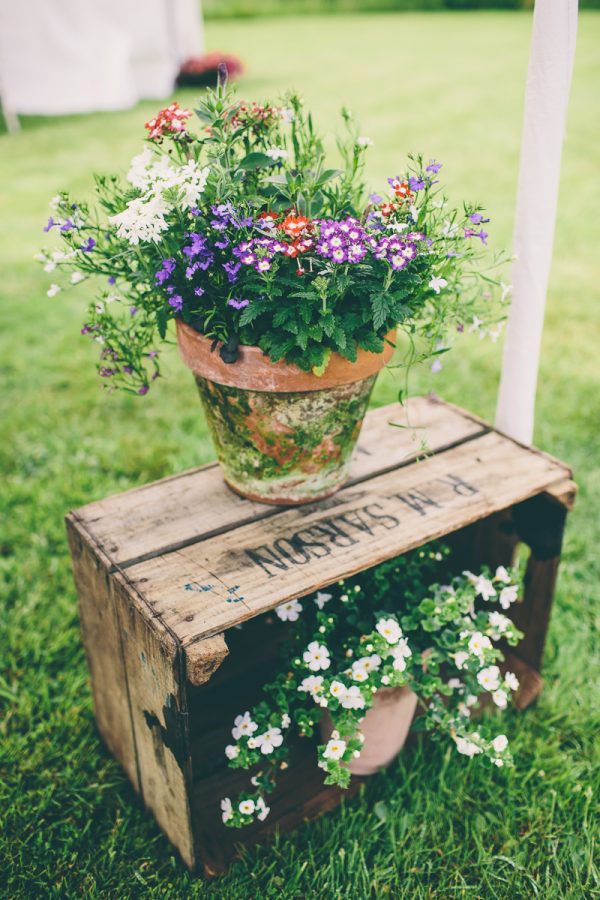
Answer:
0, 0, 204, 116
495, 0, 578, 444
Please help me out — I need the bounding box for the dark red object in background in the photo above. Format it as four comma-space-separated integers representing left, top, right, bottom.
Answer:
176, 52, 244, 87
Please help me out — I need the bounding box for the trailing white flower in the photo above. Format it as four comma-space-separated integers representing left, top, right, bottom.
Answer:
499, 584, 519, 609
221, 797, 233, 823
275, 599, 302, 622
454, 733, 483, 757
314, 591, 332, 610
232, 711, 258, 741
477, 665, 501, 692
323, 738, 347, 761
266, 146, 289, 160
255, 727, 283, 755
109, 195, 170, 245
303, 641, 331, 671
504, 671, 519, 692
376, 617, 402, 644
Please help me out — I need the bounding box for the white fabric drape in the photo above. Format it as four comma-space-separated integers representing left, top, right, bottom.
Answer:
495, 0, 578, 444
0, 0, 204, 116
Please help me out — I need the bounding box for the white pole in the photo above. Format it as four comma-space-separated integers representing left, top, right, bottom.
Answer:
495, 0, 578, 444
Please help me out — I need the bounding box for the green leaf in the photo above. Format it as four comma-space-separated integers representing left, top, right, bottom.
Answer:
239, 302, 264, 326
237, 152, 277, 171
371, 293, 391, 330
312, 348, 332, 377
316, 168, 342, 186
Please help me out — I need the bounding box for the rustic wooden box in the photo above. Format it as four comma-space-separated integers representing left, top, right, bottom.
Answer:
66, 396, 576, 875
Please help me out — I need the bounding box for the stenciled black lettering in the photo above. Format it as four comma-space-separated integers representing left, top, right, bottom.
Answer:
438, 473, 479, 497
310, 520, 359, 549
273, 537, 311, 566
336, 508, 375, 537
392, 489, 442, 517
364, 502, 400, 530
245, 544, 290, 578
292, 528, 332, 560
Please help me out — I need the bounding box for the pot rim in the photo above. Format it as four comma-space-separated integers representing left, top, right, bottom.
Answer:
176, 319, 396, 392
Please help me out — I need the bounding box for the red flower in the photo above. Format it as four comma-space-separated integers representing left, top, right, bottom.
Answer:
145, 102, 192, 140
282, 215, 310, 238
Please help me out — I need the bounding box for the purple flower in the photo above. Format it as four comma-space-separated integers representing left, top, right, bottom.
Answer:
185, 262, 201, 280
469, 212, 490, 225
107, 276, 116, 284
228, 297, 249, 310
80, 237, 96, 252
138, 385, 149, 395
147, 351, 158, 359
168, 294, 184, 312
426, 161, 442, 174
464, 228, 488, 245
389, 254, 408, 271
456, 323, 465, 333
60, 219, 75, 232
409, 177, 426, 191
215, 236, 230, 250
369, 193, 383, 204
330, 248, 348, 264
190, 207, 201, 217
194, 286, 205, 297
155, 257, 176, 285
129, 306, 138, 316
43, 217, 55, 232
255, 259, 271, 273
123, 365, 133, 374
99, 366, 116, 378
223, 261, 241, 283
347, 244, 367, 263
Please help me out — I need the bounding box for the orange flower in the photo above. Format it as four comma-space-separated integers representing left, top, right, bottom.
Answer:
282, 215, 310, 238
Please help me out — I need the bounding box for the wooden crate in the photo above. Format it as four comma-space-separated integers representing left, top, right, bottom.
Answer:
65, 395, 576, 875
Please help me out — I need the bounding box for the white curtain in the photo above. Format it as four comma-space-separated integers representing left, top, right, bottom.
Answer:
495, 0, 578, 444
0, 0, 204, 116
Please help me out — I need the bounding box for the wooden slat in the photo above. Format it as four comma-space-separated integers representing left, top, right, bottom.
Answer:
73, 396, 485, 569
124, 429, 570, 647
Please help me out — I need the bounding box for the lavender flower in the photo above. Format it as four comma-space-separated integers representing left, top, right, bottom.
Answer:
409, 177, 426, 191
155, 257, 176, 285
426, 161, 442, 174
168, 294, 184, 312
228, 297, 250, 309
80, 237, 96, 252
223, 261, 241, 283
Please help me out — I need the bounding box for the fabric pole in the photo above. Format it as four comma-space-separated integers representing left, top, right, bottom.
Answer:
495, 0, 578, 444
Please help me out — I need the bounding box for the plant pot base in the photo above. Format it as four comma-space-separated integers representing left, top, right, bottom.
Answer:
223, 477, 342, 507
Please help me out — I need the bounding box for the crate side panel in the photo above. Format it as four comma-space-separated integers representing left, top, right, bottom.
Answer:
66, 516, 140, 791
71, 396, 485, 568
111, 574, 197, 870
127, 430, 571, 644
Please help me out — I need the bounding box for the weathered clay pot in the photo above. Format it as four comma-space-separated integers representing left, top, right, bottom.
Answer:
176, 320, 395, 505
320, 685, 418, 775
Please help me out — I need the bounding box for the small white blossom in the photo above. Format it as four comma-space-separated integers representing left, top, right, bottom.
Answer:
376, 618, 402, 644
410, 204, 419, 223
429, 275, 448, 294
474, 576, 496, 601
447, 678, 463, 690
454, 651, 469, 670
454, 735, 482, 757
256, 796, 270, 821
303, 641, 331, 671
43, 260, 57, 273
391, 639, 412, 671
225, 744, 239, 760
341, 685, 365, 710
492, 734, 509, 753
70, 271, 85, 285
221, 797, 233, 823
489, 611, 511, 634
314, 591, 332, 610
468, 632, 492, 658
275, 599, 303, 622
256, 727, 283, 755
499, 585, 518, 609
232, 711, 258, 741
493, 757, 504, 767
504, 671, 520, 692
50, 194, 62, 210
265, 146, 289, 160
281, 713, 291, 729
110, 195, 170, 245
500, 282, 513, 302
323, 738, 347, 760
492, 689, 508, 709
457, 702, 471, 718
239, 799, 255, 816
356, 136, 374, 147
352, 666, 369, 683
330, 680, 347, 699
47, 284, 61, 297
477, 665, 501, 692
494, 566, 511, 584
298, 674, 324, 695
466, 693, 479, 707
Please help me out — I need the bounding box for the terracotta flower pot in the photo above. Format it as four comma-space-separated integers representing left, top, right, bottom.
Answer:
320, 685, 418, 776
176, 320, 395, 505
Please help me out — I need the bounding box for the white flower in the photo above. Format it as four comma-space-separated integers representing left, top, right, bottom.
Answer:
468, 632, 492, 658
488, 611, 510, 635
298, 674, 324, 695
280, 107, 294, 123
275, 599, 302, 622
232, 711, 258, 741
442, 218, 459, 236
477, 665, 501, 692
499, 585, 518, 609
43, 260, 57, 273
47, 284, 61, 297
500, 282, 513, 302
239, 799, 255, 816
110, 195, 170, 245
447, 678, 463, 690
474, 576, 496, 601
466, 693, 479, 708
454, 651, 469, 670
50, 194, 62, 210
70, 271, 85, 285
356, 136, 373, 147
256, 727, 283, 755
493, 758, 504, 767
429, 275, 448, 294
504, 671, 519, 692
247, 737, 258, 749
256, 796, 270, 821
126, 146, 155, 189
221, 797, 233, 823
492, 734, 509, 754
494, 566, 510, 584
314, 591, 332, 610
175, 160, 210, 210
225, 744, 239, 760
492, 689, 508, 709
457, 702, 471, 718
454, 735, 482, 757
330, 680, 347, 699
281, 713, 291, 729
265, 146, 289, 160
303, 641, 331, 671
352, 666, 368, 683
323, 738, 347, 760
341, 685, 365, 710
391, 639, 412, 671
410, 204, 419, 223
376, 618, 402, 645
354, 654, 381, 673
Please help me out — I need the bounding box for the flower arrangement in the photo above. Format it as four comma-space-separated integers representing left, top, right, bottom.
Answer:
39, 78, 506, 396
219, 546, 523, 829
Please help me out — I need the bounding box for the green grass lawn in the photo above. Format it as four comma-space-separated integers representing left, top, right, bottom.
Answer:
1, 11, 599, 898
